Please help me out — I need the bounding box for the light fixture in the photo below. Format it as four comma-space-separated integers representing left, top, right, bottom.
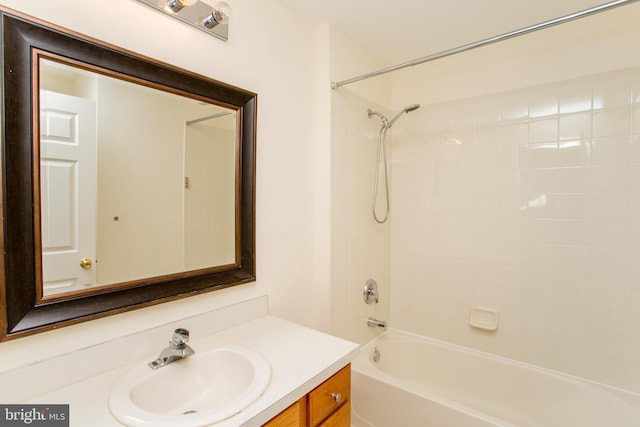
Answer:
136, 0, 232, 41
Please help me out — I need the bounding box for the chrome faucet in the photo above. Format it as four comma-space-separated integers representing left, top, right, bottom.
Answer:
367, 317, 388, 332
148, 328, 195, 369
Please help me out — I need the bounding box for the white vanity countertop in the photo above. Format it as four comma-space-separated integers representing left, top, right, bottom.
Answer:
26, 315, 360, 426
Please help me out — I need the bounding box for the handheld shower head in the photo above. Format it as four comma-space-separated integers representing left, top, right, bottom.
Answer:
368, 102, 420, 224
387, 104, 421, 128
368, 104, 420, 129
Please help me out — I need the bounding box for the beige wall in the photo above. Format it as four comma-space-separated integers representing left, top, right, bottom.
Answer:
0, 0, 331, 370
392, 2, 640, 106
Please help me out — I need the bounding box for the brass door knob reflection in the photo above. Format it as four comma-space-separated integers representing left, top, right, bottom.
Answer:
80, 258, 93, 270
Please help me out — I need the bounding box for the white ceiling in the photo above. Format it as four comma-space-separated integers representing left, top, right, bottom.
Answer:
276, 0, 623, 67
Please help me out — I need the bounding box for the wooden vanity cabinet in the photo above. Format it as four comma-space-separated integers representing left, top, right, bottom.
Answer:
263, 364, 350, 427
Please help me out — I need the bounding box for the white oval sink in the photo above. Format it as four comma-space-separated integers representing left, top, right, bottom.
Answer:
108, 344, 271, 427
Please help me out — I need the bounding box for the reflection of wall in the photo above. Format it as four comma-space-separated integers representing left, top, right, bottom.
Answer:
184, 124, 236, 269
96, 78, 184, 285
41, 69, 236, 285
39, 65, 97, 101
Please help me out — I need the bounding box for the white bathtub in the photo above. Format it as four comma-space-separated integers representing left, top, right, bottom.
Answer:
351, 330, 640, 427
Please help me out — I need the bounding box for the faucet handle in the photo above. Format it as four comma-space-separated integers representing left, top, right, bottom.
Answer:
363, 279, 379, 304
171, 328, 190, 347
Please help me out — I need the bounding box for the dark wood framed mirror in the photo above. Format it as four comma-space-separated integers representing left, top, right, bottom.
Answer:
0, 10, 257, 340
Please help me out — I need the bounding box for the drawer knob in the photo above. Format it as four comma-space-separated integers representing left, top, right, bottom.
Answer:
329, 392, 342, 403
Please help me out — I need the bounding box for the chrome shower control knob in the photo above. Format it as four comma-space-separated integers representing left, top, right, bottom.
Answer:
330, 392, 342, 403
363, 278, 379, 304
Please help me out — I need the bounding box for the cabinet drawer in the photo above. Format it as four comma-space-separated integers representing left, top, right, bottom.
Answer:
262, 398, 305, 427
318, 400, 349, 427
308, 365, 350, 427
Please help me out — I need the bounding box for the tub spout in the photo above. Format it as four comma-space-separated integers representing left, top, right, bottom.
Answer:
367, 317, 388, 331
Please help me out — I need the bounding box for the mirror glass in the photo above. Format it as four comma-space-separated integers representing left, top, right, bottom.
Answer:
38, 58, 238, 298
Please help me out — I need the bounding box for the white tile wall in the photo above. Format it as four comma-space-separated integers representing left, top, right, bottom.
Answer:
330, 90, 392, 344
390, 67, 640, 393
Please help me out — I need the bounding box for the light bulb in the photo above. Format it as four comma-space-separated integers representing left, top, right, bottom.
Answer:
213, 1, 232, 24
202, 2, 232, 29
165, 0, 197, 13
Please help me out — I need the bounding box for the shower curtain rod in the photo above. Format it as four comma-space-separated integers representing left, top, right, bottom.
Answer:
330, 0, 640, 89
186, 111, 231, 125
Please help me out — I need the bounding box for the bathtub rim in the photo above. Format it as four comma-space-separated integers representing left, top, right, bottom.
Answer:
354, 328, 640, 407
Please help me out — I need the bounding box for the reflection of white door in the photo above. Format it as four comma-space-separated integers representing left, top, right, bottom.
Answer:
40, 90, 97, 296
184, 124, 236, 270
